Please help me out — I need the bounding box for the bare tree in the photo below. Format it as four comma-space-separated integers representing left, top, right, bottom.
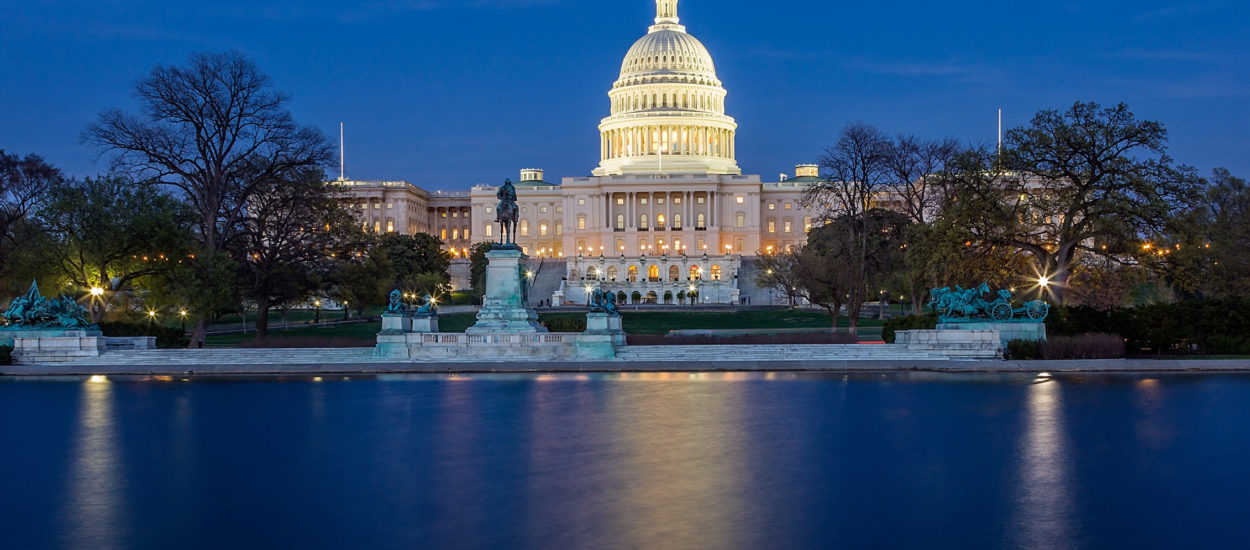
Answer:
0, 151, 63, 253
84, 51, 333, 346
802, 123, 889, 335
882, 136, 959, 225
753, 248, 805, 307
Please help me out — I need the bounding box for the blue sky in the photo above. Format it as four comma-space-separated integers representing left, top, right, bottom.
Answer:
2, 0, 1246, 188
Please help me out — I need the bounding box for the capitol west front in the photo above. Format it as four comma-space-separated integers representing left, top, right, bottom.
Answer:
336, 0, 821, 305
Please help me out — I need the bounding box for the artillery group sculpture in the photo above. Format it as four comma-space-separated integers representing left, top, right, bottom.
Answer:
588, 288, 619, 316
1, 281, 93, 329
926, 283, 1049, 323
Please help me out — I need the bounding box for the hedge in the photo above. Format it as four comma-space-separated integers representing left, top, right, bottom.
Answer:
0, 345, 11, 365
1047, 297, 1250, 355
881, 312, 939, 343
97, 322, 189, 349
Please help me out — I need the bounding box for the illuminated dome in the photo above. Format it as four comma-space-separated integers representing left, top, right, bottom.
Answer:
594, 0, 740, 176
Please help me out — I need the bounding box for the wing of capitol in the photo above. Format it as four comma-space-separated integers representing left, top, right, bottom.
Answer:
332, 1, 895, 306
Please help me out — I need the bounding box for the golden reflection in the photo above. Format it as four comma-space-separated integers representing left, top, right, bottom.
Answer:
602, 373, 748, 549
63, 377, 127, 548
1011, 376, 1075, 548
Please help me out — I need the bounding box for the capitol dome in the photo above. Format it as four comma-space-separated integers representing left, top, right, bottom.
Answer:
594, 0, 740, 176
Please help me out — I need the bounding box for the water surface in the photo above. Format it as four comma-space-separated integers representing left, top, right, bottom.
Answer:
2, 372, 1248, 549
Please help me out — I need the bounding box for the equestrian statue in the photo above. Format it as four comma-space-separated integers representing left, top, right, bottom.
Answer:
495, 178, 519, 247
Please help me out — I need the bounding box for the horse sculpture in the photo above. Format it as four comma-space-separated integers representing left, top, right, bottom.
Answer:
926, 283, 1049, 322
496, 178, 519, 246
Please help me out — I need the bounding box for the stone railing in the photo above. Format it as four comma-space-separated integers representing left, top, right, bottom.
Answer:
378, 330, 621, 361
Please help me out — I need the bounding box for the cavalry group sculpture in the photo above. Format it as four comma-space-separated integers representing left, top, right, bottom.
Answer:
588, 288, 620, 316
927, 283, 1049, 323
1, 280, 93, 329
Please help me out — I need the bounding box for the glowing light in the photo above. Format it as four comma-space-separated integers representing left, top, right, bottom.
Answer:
179, 310, 187, 317
89, 287, 104, 297
87, 375, 108, 384
1039, 276, 1051, 287
147, 310, 157, 318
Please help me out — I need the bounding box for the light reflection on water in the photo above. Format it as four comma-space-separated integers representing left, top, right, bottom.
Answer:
4, 372, 1250, 550
62, 377, 128, 549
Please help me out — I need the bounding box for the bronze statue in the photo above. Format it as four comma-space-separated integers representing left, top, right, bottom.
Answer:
495, 178, 519, 246
2, 280, 92, 329
385, 289, 405, 314
414, 294, 438, 318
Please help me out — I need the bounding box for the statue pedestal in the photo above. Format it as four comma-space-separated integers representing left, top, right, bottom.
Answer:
412, 316, 439, 333
379, 313, 411, 335
586, 312, 623, 333
11, 329, 107, 363
938, 321, 1046, 348
467, 248, 545, 334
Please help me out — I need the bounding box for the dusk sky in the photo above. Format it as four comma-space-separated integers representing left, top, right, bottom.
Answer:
3, 0, 1246, 189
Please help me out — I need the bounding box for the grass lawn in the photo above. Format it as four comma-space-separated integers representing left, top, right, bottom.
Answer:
206, 309, 881, 346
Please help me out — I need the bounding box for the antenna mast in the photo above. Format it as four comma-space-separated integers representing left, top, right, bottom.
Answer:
339, 122, 346, 181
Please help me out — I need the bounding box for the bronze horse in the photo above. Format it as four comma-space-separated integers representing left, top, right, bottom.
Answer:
496, 179, 519, 246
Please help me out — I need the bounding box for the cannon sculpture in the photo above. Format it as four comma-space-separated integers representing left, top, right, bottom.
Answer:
926, 283, 1049, 323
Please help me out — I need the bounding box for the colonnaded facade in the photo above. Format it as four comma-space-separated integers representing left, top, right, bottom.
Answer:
333, 0, 825, 304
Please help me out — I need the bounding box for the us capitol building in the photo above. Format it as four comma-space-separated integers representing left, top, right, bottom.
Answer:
334, 1, 821, 305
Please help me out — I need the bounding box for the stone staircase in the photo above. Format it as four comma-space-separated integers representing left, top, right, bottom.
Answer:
527, 259, 566, 307
615, 344, 950, 362
57, 348, 376, 366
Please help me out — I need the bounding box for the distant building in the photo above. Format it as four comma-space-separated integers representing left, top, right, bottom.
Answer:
334, 1, 826, 303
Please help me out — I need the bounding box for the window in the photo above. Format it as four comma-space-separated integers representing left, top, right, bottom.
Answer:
440, 229, 447, 239
639, 238, 648, 252
556, 206, 563, 213
784, 221, 792, 233
539, 222, 548, 237
616, 214, 625, 230
674, 239, 681, 251
641, 198, 648, 205
628, 265, 638, 282
640, 214, 649, 230
648, 265, 660, 282
735, 196, 745, 204
520, 220, 529, 237
374, 222, 381, 232
711, 265, 722, 280
555, 223, 563, 236
657, 197, 665, 205
669, 265, 680, 281
735, 238, 744, 252
607, 266, 618, 281
697, 213, 706, 229
452, 229, 459, 240
804, 217, 813, 233
540, 206, 548, 213
441, 212, 447, 218
616, 237, 624, 252
768, 220, 776, 233
690, 265, 701, 280
486, 224, 493, 237
674, 197, 682, 204
656, 214, 665, 229
387, 220, 395, 233
577, 215, 587, 230
359, 202, 366, 209
374, 203, 380, 210
451, 212, 457, 218
736, 213, 746, 228
768, 203, 776, 210
697, 237, 706, 251
785, 203, 792, 210
673, 214, 682, 229
697, 197, 705, 204
617, 197, 625, 205
486, 208, 493, 214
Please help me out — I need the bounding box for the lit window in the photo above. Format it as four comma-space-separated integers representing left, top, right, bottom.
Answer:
785, 203, 792, 210
540, 206, 548, 213
486, 225, 493, 237
539, 223, 548, 237
656, 214, 665, 229
616, 214, 625, 230
578, 215, 587, 230
441, 229, 447, 239
697, 213, 705, 229
768, 203, 776, 210
640, 215, 649, 230
768, 220, 776, 233
736, 213, 745, 228
441, 212, 447, 218
804, 217, 812, 232
374, 222, 381, 232
616, 197, 625, 205
697, 197, 705, 204
657, 197, 665, 205
555, 223, 563, 236
784, 221, 792, 233
374, 203, 380, 210
520, 220, 529, 236
487, 208, 493, 214
579, 198, 587, 206
641, 198, 649, 205
387, 220, 395, 233
711, 265, 722, 280
674, 197, 682, 204
735, 196, 745, 204
451, 212, 458, 218
556, 206, 563, 213
452, 229, 459, 240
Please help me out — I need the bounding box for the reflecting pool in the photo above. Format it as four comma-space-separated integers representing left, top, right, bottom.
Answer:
2, 372, 1249, 549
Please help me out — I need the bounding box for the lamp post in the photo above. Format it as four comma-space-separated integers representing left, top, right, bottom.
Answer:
179, 309, 188, 332
342, 301, 349, 321
314, 300, 321, 324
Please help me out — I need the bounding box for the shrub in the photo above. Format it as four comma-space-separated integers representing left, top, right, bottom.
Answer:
0, 345, 11, 365
542, 316, 588, 333
1040, 333, 1126, 360
627, 332, 858, 346
98, 322, 189, 349
1006, 339, 1040, 360
881, 312, 939, 343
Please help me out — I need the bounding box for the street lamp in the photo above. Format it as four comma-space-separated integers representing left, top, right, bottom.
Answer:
179, 309, 188, 331
342, 301, 349, 321
313, 300, 321, 324
90, 286, 104, 297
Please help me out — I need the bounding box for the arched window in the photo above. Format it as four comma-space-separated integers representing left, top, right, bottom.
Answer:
669, 265, 680, 281
711, 265, 722, 280
673, 214, 682, 229
616, 214, 625, 230
452, 229, 459, 240
640, 214, 649, 230
656, 214, 665, 229
539, 222, 548, 237
577, 215, 586, 230
485, 224, 493, 237
648, 265, 660, 282
696, 213, 705, 229
607, 266, 618, 281
569, 268, 580, 280
628, 265, 639, 282
804, 216, 813, 233
520, 220, 529, 237
689, 265, 701, 280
